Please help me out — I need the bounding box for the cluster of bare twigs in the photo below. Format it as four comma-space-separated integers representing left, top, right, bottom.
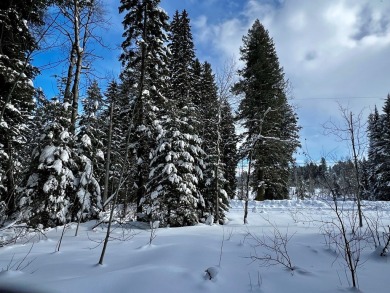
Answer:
1, 244, 36, 273
380, 226, 390, 256
246, 217, 295, 272
319, 201, 370, 288
87, 221, 140, 250
361, 209, 390, 256
0, 223, 46, 248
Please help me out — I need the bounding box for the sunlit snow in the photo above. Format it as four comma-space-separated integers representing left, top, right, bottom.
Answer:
1, 199, 390, 292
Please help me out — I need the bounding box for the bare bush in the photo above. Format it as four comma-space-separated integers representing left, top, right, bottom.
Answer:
0, 222, 46, 248
319, 200, 370, 288
1, 244, 35, 272
246, 217, 295, 272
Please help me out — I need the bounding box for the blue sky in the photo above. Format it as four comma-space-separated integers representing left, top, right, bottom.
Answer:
33, 0, 390, 165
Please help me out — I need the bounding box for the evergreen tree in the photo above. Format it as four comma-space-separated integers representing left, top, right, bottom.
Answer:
191, 59, 203, 109
167, 10, 196, 108
100, 81, 134, 210
220, 99, 238, 199
367, 106, 381, 200
75, 80, 105, 219
78, 80, 105, 180
369, 96, 390, 200
0, 0, 47, 215
19, 100, 78, 227
119, 0, 170, 215
199, 62, 229, 223
146, 10, 205, 226
233, 19, 300, 200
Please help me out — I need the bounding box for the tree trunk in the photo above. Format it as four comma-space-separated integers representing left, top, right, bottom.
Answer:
102, 99, 114, 207
244, 151, 252, 224
135, 2, 148, 216
215, 107, 222, 223
349, 112, 363, 227
5, 137, 15, 214
63, 46, 76, 105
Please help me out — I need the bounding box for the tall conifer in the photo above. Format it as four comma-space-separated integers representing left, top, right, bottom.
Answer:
233, 19, 300, 200
0, 0, 47, 215
146, 10, 205, 226
119, 0, 170, 215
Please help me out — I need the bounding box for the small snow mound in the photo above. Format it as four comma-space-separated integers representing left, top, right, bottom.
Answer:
205, 215, 214, 226
0, 270, 25, 278
204, 266, 219, 280
138, 244, 157, 250
150, 220, 160, 229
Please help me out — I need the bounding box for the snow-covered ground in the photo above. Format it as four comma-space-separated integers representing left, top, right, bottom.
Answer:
1, 199, 390, 293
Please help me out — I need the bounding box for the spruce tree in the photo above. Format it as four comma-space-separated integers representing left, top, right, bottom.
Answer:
367, 106, 381, 200
220, 99, 238, 199
119, 0, 170, 215
75, 80, 105, 219
369, 96, 390, 200
233, 19, 300, 200
146, 10, 205, 226
0, 0, 47, 215
78, 80, 106, 179
19, 100, 78, 227
199, 62, 229, 223
100, 81, 134, 210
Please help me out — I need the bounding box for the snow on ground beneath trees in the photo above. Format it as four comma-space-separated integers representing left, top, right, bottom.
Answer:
1, 199, 390, 292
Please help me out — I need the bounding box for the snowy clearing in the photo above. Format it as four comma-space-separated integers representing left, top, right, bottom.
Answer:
1, 199, 390, 293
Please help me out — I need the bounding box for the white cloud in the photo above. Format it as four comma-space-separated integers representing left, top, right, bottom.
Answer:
191, 0, 390, 161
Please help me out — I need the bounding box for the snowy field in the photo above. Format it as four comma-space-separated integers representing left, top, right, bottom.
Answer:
1, 199, 390, 293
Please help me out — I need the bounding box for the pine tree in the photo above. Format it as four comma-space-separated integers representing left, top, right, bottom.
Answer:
100, 81, 133, 210
369, 96, 390, 200
233, 19, 300, 200
0, 0, 47, 215
220, 99, 238, 199
75, 80, 105, 219
78, 80, 105, 179
145, 10, 205, 226
366, 106, 381, 200
119, 0, 170, 216
19, 100, 78, 227
168, 10, 195, 108
198, 62, 229, 223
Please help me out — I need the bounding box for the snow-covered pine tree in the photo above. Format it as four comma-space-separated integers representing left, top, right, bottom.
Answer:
0, 0, 47, 216
100, 80, 134, 210
75, 80, 105, 220
22, 89, 48, 159
119, 0, 170, 217
198, 62, 229, 223
145, 10, 205, 227
19, 99, 78, 227
368, 96, 390, 200
146, 111, 205, 226
233, 19, 300, 200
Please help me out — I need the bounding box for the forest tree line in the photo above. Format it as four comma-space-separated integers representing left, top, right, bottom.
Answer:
0, 0, 303, 229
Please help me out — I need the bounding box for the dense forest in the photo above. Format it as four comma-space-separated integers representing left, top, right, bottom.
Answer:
0, 0, 388, 231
